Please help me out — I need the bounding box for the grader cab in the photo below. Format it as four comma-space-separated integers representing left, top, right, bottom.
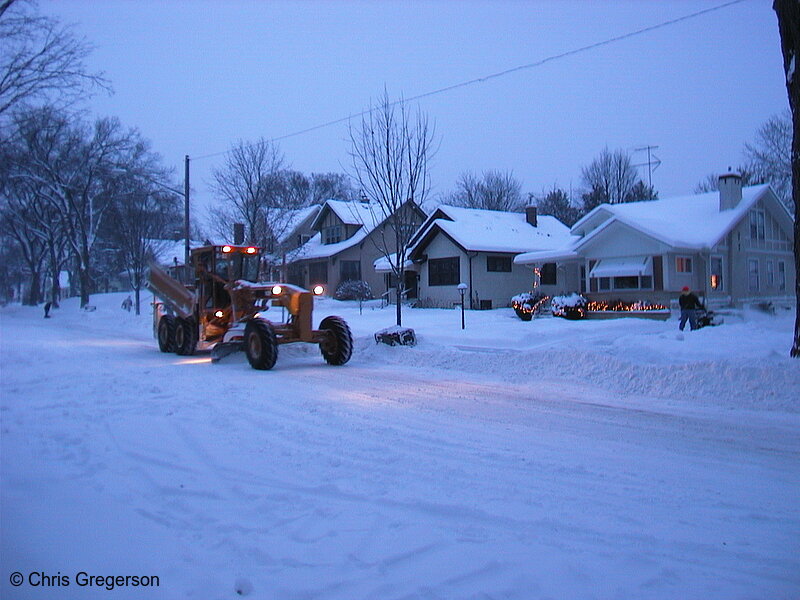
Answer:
148, 244, 353, 370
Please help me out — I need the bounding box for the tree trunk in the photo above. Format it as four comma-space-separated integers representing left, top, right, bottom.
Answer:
79, 265, 90, 308
774, 0, 800, 357
134, 272, 141, 316
48, 243, 61, 308
25, 270, 41, 306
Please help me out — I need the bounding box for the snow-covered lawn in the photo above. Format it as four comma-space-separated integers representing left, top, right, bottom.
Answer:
1, 292, 798, 599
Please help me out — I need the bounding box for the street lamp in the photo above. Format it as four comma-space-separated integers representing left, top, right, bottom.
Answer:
457, 282, 468, 330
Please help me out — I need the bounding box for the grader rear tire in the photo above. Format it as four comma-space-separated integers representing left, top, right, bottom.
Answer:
174, 317, 197, 356
319, 316, 353, 366
157, 314, 176, 353
244, 319, 278, 370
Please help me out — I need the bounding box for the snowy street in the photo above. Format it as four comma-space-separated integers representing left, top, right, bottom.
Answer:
2, 293, 799, 599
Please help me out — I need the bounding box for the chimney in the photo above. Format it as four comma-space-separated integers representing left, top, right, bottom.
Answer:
525, 205, 538, 227
233, 223, 244, 245
718, 171, 742, 211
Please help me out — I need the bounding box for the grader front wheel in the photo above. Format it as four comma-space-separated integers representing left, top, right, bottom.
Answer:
319, 316, 353, 366
245, 319, 278, 370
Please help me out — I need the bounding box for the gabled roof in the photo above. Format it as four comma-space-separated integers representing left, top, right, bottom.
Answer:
310, 199, 383, 231
277, 205, 321, 244
409, 204, 571, 258
576, 184, 777, 249
288, 198, 425, 262
515, 183, 787, 265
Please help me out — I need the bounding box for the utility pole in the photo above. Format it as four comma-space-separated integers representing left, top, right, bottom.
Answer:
184, 155, 190, 282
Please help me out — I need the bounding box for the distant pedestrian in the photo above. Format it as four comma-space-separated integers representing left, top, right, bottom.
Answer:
43, 301, 52, 318
678, 286, 704, 331
121, 295, 133, 312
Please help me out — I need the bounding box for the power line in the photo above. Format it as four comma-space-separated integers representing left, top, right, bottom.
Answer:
192, 0, 747, 162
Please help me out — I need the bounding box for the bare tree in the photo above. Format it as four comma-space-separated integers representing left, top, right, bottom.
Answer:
581, 147, 639, 204
309, 172, 355, 204
0, 0, 110, 118
105, 187, 179, 315
209, 138, 285, 247
773, 0, 800, 358
745, 111, 792, 210
8, 108, 140, 307
349, 90, 434, 326
449, 170, 522, 211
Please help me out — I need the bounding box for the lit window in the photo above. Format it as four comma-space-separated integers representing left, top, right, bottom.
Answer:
710, 257, 723, 291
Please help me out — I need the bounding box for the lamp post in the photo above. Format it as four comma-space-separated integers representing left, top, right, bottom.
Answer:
457, 282, 467, 330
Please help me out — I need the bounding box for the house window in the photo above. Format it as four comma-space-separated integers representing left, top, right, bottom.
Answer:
710, 256, 724, 291
613, 276, 639, 289
297, 233, 311, 247
540, 263, 557, 285
599, 277, 610, 291
580, 266, 587, 294
766, 260, 775, 288
639, 275, 653, 289
676, 256, 692, 273
340, 260, 361, 282
778, 261, 786, 291
309, 261, 328, 285
322, 225, 343, 245
428, 257, 460, 286
486, 255, 512, 272
748, 259, 759, 292
750, 209, 766, 240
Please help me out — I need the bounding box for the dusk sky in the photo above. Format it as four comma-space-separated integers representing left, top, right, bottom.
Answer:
42, 0, 786, 223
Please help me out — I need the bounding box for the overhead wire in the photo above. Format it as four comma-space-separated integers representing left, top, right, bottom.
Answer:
192, 0, 748, 163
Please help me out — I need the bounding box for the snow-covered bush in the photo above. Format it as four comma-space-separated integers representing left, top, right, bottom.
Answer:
335, 280, 372, 301
551, 293, 588, 320
511, 291, 549, 321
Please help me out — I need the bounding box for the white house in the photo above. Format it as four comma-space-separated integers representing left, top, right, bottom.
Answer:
406, 205, 572, 309
515, 174, 795, 308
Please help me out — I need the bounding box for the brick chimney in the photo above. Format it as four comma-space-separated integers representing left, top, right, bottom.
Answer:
525, 205, 538, 227
233, 223, 244, 244
718, 171, 742, 211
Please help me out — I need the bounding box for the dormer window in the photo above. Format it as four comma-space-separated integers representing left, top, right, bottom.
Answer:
323, 225, 343, 245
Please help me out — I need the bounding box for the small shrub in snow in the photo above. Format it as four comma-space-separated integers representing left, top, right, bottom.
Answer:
511, 291, 549, 321
335, 280, 372, 301
551, 293, 588, 320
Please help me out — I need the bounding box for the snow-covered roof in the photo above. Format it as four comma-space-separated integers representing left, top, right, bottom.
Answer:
310, 199, 383, 230
409, 204, 572, 256
277, 205, 321, 244
290, 199, 421, 262
373, 254, 415, 273
576, 184, 774, 250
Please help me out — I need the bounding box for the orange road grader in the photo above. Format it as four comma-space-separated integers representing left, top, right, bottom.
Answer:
147, 244, 353, 369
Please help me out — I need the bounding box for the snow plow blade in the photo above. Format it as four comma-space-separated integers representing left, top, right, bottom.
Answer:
211, 341, 242, 363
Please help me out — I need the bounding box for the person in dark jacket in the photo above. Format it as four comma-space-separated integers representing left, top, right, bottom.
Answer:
678, 286, 704, 331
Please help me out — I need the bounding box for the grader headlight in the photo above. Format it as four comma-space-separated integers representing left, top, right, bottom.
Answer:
272, 285, 283, 295
313, 285, 324, 295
